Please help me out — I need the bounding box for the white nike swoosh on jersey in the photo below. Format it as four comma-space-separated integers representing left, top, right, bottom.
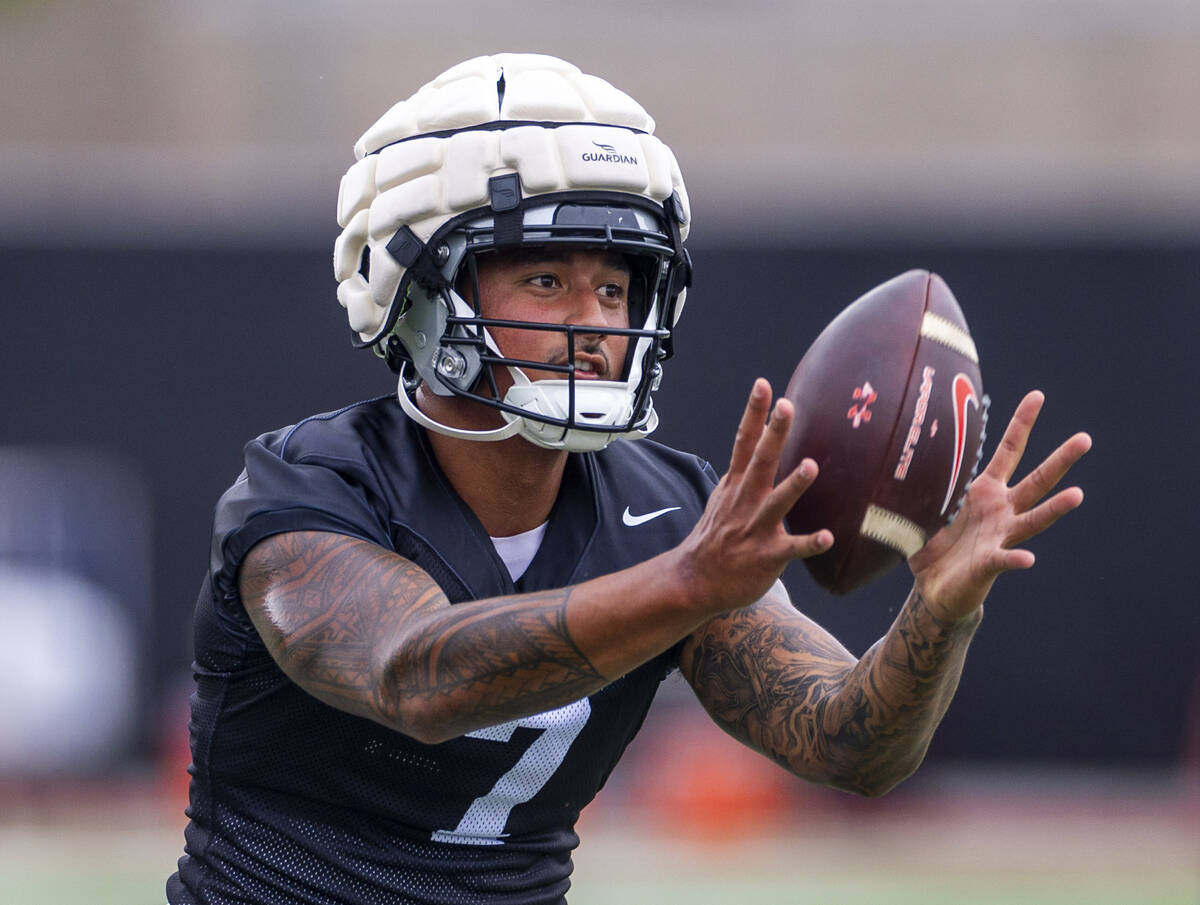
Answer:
621, 506, 682, 527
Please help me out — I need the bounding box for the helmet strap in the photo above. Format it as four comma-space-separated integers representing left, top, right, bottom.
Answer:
488, 174, 524, 248
396, 363, 524, 444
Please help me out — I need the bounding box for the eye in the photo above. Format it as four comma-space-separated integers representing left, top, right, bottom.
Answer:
526, 273, 560, 290
597, 282, 628, 305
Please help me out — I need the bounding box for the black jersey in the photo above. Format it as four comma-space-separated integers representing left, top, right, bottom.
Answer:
167, 396, 718, 905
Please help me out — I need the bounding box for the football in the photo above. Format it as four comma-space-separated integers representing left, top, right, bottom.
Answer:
777, 270, 988, 594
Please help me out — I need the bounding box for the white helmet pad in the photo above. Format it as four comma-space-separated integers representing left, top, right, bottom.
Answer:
334, 124, 687, 345
333, 53, 691, 452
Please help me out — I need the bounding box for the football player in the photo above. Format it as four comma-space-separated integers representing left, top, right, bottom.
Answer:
167, 53, 1090, 905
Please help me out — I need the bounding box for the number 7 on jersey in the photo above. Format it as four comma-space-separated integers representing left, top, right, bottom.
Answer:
432, 698, 592, 845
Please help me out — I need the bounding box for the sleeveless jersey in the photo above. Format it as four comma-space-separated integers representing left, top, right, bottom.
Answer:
166, 396, 718, 905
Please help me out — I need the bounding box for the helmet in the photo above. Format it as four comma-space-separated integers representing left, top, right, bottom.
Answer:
333, 53, 692, 452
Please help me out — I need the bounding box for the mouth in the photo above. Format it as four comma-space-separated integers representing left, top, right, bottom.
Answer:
550, 351, 610, 380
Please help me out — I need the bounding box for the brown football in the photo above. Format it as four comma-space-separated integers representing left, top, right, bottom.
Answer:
778, 270, 988, 594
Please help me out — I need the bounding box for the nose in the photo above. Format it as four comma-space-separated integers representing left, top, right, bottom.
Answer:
564, 285, 605, 330
564, 284, 626, 338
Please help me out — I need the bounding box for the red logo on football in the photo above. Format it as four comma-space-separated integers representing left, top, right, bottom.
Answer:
847, 382, 877, 428
941, 373, 980, 515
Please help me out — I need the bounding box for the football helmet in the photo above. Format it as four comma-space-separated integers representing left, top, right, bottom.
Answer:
333, 53, 692, 451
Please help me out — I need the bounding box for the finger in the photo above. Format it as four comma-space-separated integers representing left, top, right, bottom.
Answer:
984, 390, 1045, 484
1010, 432, 1092, 512
743, 396, 796, 491
1007, 485, 1085, 546
727, 379, 772, 476
758, 455, 818, 525
787, 528, 835, 560
991, 547, 1037, 573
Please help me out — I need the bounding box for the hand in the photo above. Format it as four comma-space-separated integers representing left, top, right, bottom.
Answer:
678, 379, 833, 614
908, 390, 1091, 621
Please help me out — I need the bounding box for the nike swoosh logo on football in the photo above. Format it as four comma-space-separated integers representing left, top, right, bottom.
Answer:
622, 506, 682, 527
941, 372, 981, 515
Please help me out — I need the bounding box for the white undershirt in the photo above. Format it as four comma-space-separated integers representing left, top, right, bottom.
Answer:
489, 521, 549, 581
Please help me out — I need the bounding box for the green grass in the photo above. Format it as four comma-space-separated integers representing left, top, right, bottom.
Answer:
5, 855, 1195, 905
2, 784, 1196, 905
569, 876, 1197, 905
566, 825, 1195, 902
0, 824, 179, 905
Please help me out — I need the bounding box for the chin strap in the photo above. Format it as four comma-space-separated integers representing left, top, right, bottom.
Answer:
396, 364, 524, 443
397, 361, 658, 452
500, 366, 658, 451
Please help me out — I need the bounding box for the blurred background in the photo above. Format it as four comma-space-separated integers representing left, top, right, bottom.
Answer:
1, 1, 1196, 902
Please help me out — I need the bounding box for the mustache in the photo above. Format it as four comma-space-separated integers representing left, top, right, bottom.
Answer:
546, 342, 611, 378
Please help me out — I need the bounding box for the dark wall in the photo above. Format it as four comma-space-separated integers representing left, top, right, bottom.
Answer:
3, 241, 1195, 766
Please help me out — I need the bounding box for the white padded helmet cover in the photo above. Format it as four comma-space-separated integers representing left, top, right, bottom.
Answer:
333, 53, 691, 344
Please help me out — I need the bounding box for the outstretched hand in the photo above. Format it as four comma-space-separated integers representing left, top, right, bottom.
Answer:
908, 390, 1091, 621
679, 379, 833, 615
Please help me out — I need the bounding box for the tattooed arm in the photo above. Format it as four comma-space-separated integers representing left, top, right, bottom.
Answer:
680, 390, 1089, 796
240, 386, 1086, 751
240, 531, 612, 742
239, 381, 830, 745
240, 530, 695, 744
679, 586, 981, 797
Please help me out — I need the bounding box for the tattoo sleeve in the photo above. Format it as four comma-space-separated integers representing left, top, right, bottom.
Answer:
240, 531, 606, 740
680, 588, 981, 796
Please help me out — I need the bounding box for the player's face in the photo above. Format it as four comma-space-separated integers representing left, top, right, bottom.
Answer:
470, 248, 632, 386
